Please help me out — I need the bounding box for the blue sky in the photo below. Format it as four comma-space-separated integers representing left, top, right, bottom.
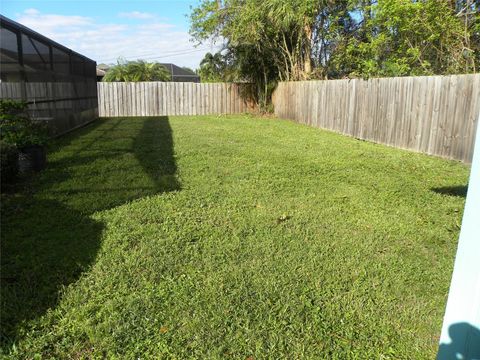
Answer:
0, 0, 221, 68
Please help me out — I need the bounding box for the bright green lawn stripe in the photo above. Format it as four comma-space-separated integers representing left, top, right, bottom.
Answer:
1, 115, 468, 359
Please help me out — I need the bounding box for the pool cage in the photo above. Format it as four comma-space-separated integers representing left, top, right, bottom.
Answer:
0, 15, 98, 135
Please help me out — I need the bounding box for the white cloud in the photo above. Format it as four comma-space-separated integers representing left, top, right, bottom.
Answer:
23, 8, 40, 16
137, 23, 175, 31
14, 9, 221, 69
118, 11, 155, 19
17, 9, 93, 31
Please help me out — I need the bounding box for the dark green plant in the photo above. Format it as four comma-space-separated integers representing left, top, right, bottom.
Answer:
0, 99, 49, 149
103, 59, 171, 82
0, 140, 19, 185
190, 0, 479, 106
199, 52, 226, 82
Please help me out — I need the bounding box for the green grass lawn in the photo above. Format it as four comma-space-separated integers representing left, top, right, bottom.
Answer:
1, 115, 469, 359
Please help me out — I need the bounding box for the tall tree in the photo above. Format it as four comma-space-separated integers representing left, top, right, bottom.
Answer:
190, 0, 479, 107
190, 0, 329, 107
198, 52, 226, 82
340, 0, 477, 77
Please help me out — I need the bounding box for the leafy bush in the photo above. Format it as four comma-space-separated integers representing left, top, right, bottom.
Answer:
0, 99, 48, 149
103, 59, 171, 82
0, 140, 19, 185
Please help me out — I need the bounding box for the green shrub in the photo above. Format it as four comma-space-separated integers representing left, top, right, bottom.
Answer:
1, 140, 19, 185
0, 99, 48, 149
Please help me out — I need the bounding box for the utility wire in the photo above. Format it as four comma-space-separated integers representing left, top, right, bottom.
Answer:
98, 47, 215, 64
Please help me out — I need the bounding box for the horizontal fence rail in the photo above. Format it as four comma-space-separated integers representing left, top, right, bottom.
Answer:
0, 81, 98, 136
273, 75, 480, 163
97, 82, 254, 117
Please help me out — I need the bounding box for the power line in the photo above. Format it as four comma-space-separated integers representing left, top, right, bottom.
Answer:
98, 48, 194, 63
135, 48, 213, 61
97, 51, 158, 63
97, 47, 216, 64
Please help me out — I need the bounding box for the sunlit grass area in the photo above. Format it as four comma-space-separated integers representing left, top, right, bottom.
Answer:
1, 115, 469, 359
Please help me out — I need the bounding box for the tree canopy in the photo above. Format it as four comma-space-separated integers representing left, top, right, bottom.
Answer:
198, 52, 226, 82
103, 59, 171, 82
190, 0, 479, 107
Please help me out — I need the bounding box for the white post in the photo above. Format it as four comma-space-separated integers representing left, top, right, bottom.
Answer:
437, 113, 480, 359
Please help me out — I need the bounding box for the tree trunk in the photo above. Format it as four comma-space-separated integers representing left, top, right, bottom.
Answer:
303, 22, 313, 78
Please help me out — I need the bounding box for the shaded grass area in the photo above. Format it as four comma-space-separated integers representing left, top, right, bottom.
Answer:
1, 115, 469, 359
1, 117, 178, 352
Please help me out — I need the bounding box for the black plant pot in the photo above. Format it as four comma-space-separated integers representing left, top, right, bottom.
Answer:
18, 145, 47, 174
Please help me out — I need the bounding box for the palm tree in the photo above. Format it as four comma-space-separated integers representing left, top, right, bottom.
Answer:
103, 59, 171, 82
199, 52, 225, 82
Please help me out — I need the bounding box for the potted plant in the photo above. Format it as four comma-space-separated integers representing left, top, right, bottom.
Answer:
16, 128, 48, 173
0, 99, 48, 175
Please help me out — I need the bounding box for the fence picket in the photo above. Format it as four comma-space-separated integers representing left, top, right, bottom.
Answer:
272, 75, 480, 162
96, 82, 250, 118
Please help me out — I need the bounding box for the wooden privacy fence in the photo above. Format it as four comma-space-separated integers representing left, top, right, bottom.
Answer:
273, 74, 480, 162
97, 82, 254, 117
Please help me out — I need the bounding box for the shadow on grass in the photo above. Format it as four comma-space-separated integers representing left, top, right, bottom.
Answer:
0, 116, 179, 347
432, 185, 468, 198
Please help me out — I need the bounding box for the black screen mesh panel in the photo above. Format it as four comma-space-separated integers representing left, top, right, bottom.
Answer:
52, 46, 70, 74
0, 15, 98, 135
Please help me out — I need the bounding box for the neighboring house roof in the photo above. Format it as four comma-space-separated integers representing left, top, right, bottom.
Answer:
159, 63, 197, 77
159, 63, 200, 82
96, 68, 106, 77
97, 64, 110, 71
